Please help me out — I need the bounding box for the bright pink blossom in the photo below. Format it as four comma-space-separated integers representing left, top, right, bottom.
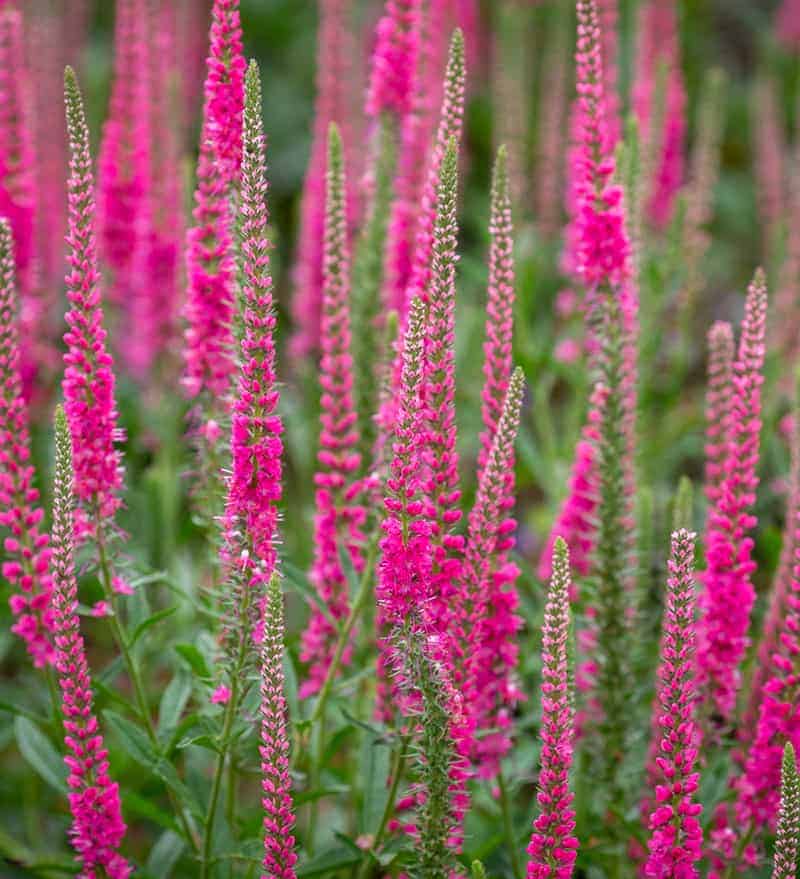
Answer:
300, 126, 366, 699
62, 68, 125, 540
697, 271, 767, 725
97, 0, 149, 308
526, 538, 578, 879
290, 0, 355, 358
644, 529, 703, 879
51, 408, 130, 879
366, 0, 420, 120
182, 0, 245, 404
0, 218, 54, 667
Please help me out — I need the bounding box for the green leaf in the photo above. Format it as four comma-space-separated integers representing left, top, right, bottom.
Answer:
283, 651, 299, 722
359, 733, 391, 834
281, 561, 338, 627
104, 709, 156, 766
14, 716, 67, 795
157, 673, 192, 739
174, 643, 212, 680
296, 845, 362, 877
145, 830, 184, 878
130, 606, 178, 647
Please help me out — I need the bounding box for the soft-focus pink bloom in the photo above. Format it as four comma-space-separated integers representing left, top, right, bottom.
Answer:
126, 1, 184, 377
182, 0, 245, 405
526, 538, 578, 879
644, 530, 703, 879
211, 685, 231, 705
290, 0, 356, 359
632, 0, 686, 229
62, 69, 125, 541
697, 271, 767, 725
753, 76, 785, 255
299, 127, 366, 699
554, 338, 582, 365
777, 0, 800, 49
51, 412, 130, 879
366, 0, 420, 120
0, 8, 39, 397
0, 219, 54, 667
97, 0, 149, 310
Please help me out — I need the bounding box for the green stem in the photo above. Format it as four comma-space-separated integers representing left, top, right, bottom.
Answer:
200, 676, 240, 879
95, 530, 199, 854
497, 769, 524, 879
309, 537, 379, 726
355, 735, 409, 879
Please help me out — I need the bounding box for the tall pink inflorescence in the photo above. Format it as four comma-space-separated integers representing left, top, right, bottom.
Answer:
222, 61, 283, 601
644, 529, 703, 879
461, 369, 525, 775
51, 406, 131, 879
62, 68, 125, 541
365, 0, 420, 121
704, 322, 735, 510
697, 270, 767, 726
0, 218, 54, 667
526, 537, 579, 879
126, 0, 184, 378
97, 0, 150, 309
753, 76, 785, 256
299, 125, 366, 699
597, 0, 620, 148
632, 0, 686, 229
290, 0, 355, 358
259, 575, 298, 879
182, 0, 245, 406
0, 7, 39, 396
375, 295, 431, 720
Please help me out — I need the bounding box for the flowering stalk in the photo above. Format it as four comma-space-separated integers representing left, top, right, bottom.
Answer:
697, 270, 767, 726
300, 124, 366, 699
127, 0, 183, 377
204, 61, 283, 875
773, 743, 800, 879
752, 75, 785, 257
461, 368, 525, 773
63, 67, 125, 541
644, 529, 703, 878
290, 0, 355, 358
97, 0, 149, 308
260, 573, 298, 879
0, 8, 39, 396
0, 217, 54, 667
51, 405, 131, 879
526, 537, 578, 879
704, 322, 735, 510
376, 295, 430, 719
182, 0, 245, 409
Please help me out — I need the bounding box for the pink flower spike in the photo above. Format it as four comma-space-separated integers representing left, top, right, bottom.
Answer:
62, 68, 125, 541
96, 0, 149, 308
51, 406, 131, 879
461, 368, 526, 775
299, 124, 365, 699
772, 743, 800, 879
697, 270, 768, 726
704, 322, 735, 510
259, 574, 298, 879
526, 537, 578, 879
644, 529, 703, 878
0, 218, 55, 668
182, 0, 245, 405
221, 62, 283, 607
290, 0, 356, 359
366, 0, 420, 120
0, 8, 40, 397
